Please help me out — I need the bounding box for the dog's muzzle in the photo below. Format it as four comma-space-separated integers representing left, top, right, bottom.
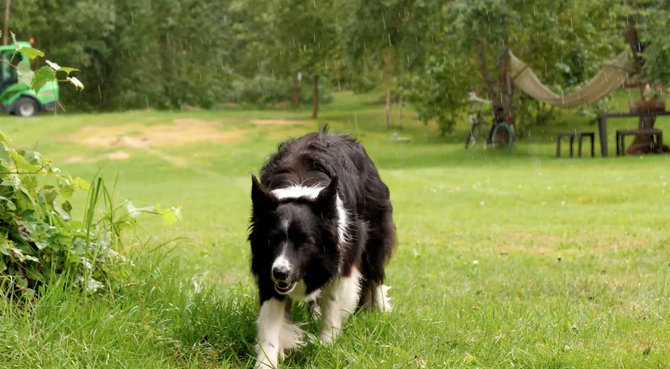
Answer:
271, 266, 297, 295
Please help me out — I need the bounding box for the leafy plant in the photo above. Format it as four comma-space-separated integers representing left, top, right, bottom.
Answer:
0, 133, 180, 299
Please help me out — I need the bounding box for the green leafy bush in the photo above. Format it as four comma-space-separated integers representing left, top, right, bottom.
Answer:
0, 133, 106, 297
0, 133, 180, 299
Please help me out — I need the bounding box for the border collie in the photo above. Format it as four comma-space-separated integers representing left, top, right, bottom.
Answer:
249, 128, 395, 368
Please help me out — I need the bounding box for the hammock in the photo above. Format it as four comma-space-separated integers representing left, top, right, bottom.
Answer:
510, 51, 633, 109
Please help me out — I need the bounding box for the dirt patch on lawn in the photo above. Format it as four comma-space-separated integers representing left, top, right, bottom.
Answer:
63, 119, 248, 149
65, 150, 132, 164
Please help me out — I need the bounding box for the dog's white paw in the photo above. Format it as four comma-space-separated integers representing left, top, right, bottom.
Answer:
375, 284, 393, 313
280, 321, 305, 351
319, 326, 341, 345
254, 350, 278, 369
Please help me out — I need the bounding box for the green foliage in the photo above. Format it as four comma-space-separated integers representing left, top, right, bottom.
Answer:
5, 0, 666, 127
10, 42, 82, 93
343, 0, 434, 92
637, 0, 670, 85
0, 133, 104, 297
411, 0, 626, 132
225, 75, 333, 106
0, 133, 180, 298
31, 66, 56, 93
271, 0, 338, 77
407, 55, 475, 134
10, 0, 232, 110
16, 46, 44, 60
15, 61, 34, 87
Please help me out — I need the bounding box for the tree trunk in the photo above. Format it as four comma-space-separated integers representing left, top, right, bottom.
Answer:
384, 48, 393, 128
385, 88, 392, 128
292, 74, 299, 108
623, 3, 666, 154
311, 74, 319, 119
624, 0, 645, 98
629, 99, 667, 154
3, 0, 11, 45
496, 25, 515, 123
477, 25, 515, 147
398, 94, 403, 128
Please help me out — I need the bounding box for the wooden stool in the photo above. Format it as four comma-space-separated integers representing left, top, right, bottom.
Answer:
615, 129, 663, 156
556, 132, 595, 158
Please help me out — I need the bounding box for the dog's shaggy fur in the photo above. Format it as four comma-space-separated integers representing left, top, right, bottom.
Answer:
248, 129, 395, 368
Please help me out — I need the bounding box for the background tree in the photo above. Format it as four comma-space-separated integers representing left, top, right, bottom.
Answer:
270, 0, 338, 118
345, 0, 431, 127
619, 0, 670, 153
625, 0, 670, 90
9, 0, 233, 110
426, 0, 623, 137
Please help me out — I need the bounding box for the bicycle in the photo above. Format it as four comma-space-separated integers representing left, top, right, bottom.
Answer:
465, 104, 487, 149
465, 92, 490, 149
464, 92, 516, 151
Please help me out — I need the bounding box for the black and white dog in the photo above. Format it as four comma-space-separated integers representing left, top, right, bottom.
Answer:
249, 128, 396, 368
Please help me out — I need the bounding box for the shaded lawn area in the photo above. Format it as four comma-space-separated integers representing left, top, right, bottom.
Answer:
0, 91, 668, 368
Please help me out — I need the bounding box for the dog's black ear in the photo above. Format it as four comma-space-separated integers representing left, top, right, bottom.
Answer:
251, 175, 277, 212
314, 176, 338, 218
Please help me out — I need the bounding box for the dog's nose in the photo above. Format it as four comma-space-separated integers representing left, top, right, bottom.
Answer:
272, 267, 289, 282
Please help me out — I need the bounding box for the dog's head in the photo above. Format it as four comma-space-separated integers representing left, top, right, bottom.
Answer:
249, 175, 340, 295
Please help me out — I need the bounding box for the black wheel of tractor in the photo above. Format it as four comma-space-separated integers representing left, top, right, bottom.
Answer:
14, 97, 39, 117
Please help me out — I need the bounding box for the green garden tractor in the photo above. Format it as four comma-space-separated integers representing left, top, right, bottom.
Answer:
0, 41, 59, 116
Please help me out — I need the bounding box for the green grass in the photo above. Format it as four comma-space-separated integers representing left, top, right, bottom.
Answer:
1, 91, 669, 368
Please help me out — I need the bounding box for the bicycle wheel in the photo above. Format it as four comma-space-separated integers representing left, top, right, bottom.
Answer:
489, 122, 515, 151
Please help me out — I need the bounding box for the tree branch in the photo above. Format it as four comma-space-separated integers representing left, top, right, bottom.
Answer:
497, 24, 510, 93
0, 58, 16, 68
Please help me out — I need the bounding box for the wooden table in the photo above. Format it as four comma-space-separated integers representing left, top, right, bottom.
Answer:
597, 111, 670, 157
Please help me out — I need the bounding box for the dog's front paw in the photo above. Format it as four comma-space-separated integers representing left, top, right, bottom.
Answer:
254, 353, 278, 369
319, 327, 341, 345
280, 320, 305, 351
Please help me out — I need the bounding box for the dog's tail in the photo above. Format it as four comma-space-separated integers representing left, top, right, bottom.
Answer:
319, 124, 329, 134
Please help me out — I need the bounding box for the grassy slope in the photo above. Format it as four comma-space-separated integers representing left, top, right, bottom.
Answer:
0, 91, 669, 368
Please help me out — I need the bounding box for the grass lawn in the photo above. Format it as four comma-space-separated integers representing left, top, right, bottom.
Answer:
1, 91, 669, 368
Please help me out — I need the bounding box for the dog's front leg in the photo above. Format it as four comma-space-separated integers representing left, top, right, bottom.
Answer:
255, 297, 304, 369
255, 298, 286, 369
320, 267, 362, 344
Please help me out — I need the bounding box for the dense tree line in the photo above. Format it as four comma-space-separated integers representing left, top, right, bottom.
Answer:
5, 0, 669, 132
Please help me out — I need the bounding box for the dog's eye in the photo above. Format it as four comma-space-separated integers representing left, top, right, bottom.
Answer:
268, 232, 285, 245
298, 237, 315, 248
